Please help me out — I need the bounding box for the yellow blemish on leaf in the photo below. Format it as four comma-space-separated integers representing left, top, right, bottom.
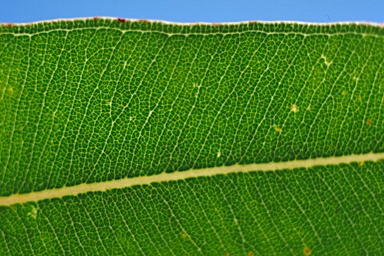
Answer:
321, 54, 332, 66
181, 233, 188, 239
303, 247, 311, 255
6, 86, 14, 95
248, 252, 254, 256
291, 104, 298, 113
27, 205, 38, 219
274, 126, 282, 133
358, 161, 365, 166
223, 253, 229, 256
193, 83, 202, 98
217, 151, 221, 158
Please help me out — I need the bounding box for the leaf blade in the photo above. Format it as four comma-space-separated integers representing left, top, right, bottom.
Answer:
1, 19, 383, 255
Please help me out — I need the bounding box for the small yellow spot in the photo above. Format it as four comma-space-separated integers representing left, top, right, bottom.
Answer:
342, 90, 348, 96
217, 151, 221, 158
223, 253, 229, 256
7, 86, 14, 94
358, 161, 365, 167
303, 247, 311, 255
27, 206, 38, 219
291, 104, 298, 113
193, 83, 202, 98
181, 233, 188, 239
274, 126, 282, 133
248, 252, 254, 256
321, 54, 332, 66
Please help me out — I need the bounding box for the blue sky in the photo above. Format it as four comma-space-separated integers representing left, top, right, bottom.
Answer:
1, 0, 383, 23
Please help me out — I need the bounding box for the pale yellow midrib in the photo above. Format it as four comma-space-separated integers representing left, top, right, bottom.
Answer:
1, 152, 383, 206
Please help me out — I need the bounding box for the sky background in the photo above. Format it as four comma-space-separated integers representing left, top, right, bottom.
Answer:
1, 0, 383, 23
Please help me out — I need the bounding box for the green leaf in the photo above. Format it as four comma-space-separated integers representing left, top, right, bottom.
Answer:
1, 19, 383, 255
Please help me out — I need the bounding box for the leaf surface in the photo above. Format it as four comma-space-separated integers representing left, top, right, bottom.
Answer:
0, 19, 383, 255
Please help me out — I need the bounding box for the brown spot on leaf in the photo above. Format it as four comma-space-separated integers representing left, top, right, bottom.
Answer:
303, 247, 311, 255
367, 119, 372, 125
138, 19, 149, 23
117, 18, 126, 23
248, 252, 254, 256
